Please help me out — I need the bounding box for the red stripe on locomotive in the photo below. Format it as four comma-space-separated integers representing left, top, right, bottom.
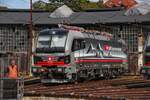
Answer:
75, 59, 127, 63
34, 61, 70, 67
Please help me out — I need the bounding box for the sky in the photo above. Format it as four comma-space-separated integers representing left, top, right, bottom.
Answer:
0, 0, 48, 9
0, 0, 29, 9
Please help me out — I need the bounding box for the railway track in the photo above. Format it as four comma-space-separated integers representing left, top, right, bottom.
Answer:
24, 77, 40, 85
24, 76, 150, 100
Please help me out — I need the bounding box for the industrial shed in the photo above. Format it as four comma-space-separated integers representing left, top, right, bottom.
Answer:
0, 8, 150, 74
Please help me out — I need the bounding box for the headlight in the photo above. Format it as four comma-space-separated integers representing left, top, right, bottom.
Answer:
40, 68, 45, 72
32, 68, 37, 72
48, 69, 51, 72
141, 69, 146, 74
58, 68, 62, 72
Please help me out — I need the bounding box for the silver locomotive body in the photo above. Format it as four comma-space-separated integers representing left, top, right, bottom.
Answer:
31, 26, 128, 83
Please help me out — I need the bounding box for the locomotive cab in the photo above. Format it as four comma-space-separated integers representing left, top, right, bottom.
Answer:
31, 28, 89, 83
31, 29, 75, 83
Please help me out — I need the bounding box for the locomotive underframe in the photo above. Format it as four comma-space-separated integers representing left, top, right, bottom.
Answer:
76, 62, 127, 80
32, 61, 127, 83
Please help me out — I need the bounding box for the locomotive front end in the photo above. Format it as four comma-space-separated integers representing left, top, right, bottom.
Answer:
31, 29, 74, 83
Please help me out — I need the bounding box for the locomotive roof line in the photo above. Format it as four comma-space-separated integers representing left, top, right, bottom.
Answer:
58, 24, 113, 39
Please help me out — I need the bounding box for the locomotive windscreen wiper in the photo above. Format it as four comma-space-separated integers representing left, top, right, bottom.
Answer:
36, 29, 68, 53
50, 36, 58, 53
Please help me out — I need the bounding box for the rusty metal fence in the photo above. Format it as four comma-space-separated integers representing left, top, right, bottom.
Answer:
0, 78, 24, 100
0, 53, 28, 75
0, 25, 28, 53
0, 57, 24, 100
0, 25, 29, 74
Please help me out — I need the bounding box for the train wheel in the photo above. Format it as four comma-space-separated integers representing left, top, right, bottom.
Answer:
95, 74, 100, 80
72, 73, 79, 84
112, 72, 116, 79
74, 73, 85, 83
87, 74, 92, 80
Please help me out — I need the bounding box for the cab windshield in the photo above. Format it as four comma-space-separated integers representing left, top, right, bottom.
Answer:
36, 29, 68, 53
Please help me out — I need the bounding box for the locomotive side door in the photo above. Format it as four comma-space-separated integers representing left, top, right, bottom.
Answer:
70, 38, 86, 80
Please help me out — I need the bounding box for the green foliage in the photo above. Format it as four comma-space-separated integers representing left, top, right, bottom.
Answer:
64, 0, 83, 11
32, 0, 104, 11
32, 1, 46, 10
81, 2, 105, 10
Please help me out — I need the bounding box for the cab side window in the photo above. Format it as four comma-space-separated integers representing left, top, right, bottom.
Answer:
72, 39, 85, 51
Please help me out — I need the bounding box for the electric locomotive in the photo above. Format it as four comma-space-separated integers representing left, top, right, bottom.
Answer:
141, 34, 150, 79
31, 25, 128, 83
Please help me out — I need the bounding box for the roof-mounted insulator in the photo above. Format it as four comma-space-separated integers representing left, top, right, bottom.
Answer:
58, 24, 113, 38
58, 24, 84, 31
100, 32, 113, 38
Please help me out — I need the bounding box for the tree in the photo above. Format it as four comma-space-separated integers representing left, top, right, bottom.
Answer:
33, 1, 47, 10
63, 0, 83, 11
33, 0, 60, 11
81, 2, 105, 10
33, 0, 104, 11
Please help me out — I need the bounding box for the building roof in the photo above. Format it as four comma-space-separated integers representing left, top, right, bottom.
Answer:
0, 9, 150, 25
